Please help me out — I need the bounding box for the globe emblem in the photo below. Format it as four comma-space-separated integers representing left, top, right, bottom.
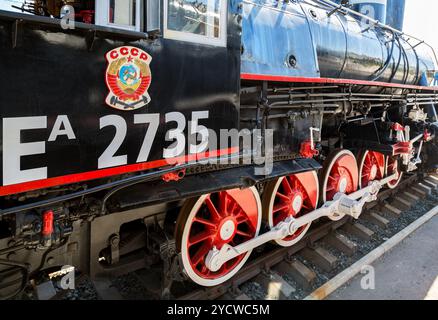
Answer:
119, 63, 140, 86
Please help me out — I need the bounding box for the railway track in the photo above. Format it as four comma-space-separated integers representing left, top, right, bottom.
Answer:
42, 171, 438, 301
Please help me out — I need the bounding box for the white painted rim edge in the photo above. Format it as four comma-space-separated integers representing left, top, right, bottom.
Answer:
322, 150, 357, 203
268, 171, 319, 247
180, 187, 262, 287
385, 156, 403, 189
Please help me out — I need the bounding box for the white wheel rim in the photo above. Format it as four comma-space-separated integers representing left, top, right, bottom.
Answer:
179, 187, 262, 287
385, 156, 403, 189
322, 149, 357, 203
267, 171, 319, 247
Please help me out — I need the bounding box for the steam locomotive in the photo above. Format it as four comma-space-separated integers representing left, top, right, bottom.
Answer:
0, 0, 437, 298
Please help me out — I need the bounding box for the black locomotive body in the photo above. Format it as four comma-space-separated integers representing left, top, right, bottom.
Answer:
0, 0, 437, 298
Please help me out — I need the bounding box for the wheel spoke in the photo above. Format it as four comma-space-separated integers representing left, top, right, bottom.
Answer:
219, 192, 229, 216
290, 177, 300, 190
273, 203, 290, 213
205, 196, 222, 221
237, 215, 249, 224
178, 187, 262, 284
188, 231, 213, 247
326, 190, 336, 198
274, 211, 289, 225
276, 192, 290, 202
236, 230, 252, 238
282, 177, 293, 194
194, 217, 217, 228
191, 245, 211, 266
229, 200, 239, 216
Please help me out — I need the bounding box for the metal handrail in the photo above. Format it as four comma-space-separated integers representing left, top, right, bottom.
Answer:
316, 0, 438, 69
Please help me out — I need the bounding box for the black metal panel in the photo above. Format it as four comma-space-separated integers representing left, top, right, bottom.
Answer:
0, 4, 241, 193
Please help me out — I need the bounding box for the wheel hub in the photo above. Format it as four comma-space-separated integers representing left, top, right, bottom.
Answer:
176, 188, 262, 286
322, 150, 359, 203
338, 176, 348, 193
291, 194, 303, 213
218, 219, 237, 242
263, 172, 319, 247
370, 165, 378, 180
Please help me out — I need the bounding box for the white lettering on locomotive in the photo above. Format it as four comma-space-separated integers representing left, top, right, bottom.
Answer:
3, 115, 78, 186
3, 117, 48, 186
1, 112, 214, 186
1, 111, 275, 188
48, 115, 76, 142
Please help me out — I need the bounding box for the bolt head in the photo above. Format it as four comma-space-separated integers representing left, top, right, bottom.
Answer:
7, 252, 17, 260
110, 234, 120, 246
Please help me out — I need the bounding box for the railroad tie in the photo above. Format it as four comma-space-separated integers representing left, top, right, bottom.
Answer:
422, 178, 438, 190
342, 222, 374, 241
275, 259, 316, 290
410, 185, 429, 198
427, 175, 438, 183
391, 196, 412, 211
299, 246, 338, 272
323, 232, 358, 256
362, 211, 390, 229
381, 203, 402, 218
401, 192, 420, 203
254, 272, 296, 300
417, 183, 432, 196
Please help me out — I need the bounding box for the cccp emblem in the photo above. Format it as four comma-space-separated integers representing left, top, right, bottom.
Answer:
105, 46, 152, 110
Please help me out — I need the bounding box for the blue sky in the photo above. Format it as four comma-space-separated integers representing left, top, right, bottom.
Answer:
404, 0, 438, 52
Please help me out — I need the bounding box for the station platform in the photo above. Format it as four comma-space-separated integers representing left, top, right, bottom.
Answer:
328, 215, 438, 300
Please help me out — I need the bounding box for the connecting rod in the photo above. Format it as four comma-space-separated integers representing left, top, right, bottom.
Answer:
205, 173, 398, 272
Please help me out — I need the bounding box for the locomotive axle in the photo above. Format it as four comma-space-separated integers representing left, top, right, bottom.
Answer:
205, 173, 397, 273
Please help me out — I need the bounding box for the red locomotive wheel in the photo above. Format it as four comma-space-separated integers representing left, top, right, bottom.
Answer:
175, 187, 261, 286
358, 150, 385, 189
385, 156, 403, 189
263, 171, 319, 247
320, 150, 359, 203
